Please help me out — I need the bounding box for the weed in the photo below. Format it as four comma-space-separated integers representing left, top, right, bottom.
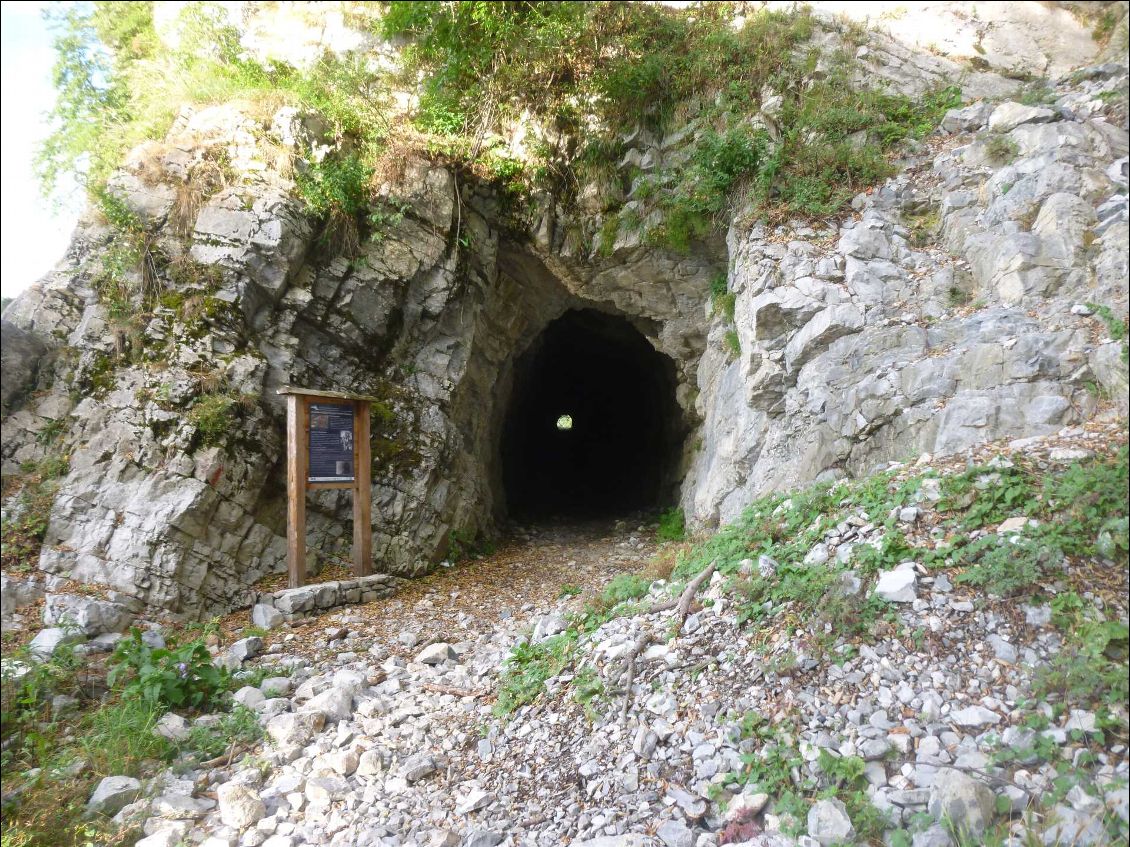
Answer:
1, 458, 70, 574
295, 154, 371, 257
951, 532, 1060, 596
108, 628, 231, 709
597, 217, 619, 257
1033, 618, 1129, 710
493, 632, 577, 716
447, 528, 495, 562
984, 135, 1019, 164
600, 573, 653, 607
179, 705, 263, 761
187, 392, 238, 447
937, 462, 1035, 529
558, 584, 582, 598
657, 507, 686, 542
724, 329, 742, 357
947, 285, 973, 307
1085, 302, 1129, 364
571, 666, 606, 721
905, 209, 940, 248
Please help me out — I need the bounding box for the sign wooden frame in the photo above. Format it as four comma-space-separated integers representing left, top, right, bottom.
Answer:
278, 387, 374, 588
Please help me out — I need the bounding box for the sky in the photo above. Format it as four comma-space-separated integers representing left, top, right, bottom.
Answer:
1, 0, 79, 300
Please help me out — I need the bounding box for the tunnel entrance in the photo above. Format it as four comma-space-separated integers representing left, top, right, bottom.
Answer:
501, 309, 685, 521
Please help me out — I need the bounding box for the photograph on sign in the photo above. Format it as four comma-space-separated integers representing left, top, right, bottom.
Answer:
308, 402, 355, 482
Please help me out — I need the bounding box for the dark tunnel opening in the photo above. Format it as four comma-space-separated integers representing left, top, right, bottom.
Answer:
501, 309, 685, 521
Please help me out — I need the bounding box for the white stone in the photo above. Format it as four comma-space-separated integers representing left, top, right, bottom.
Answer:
251, 604, 284, 629
87, 776, 142, 816
950, 706, 1002, 728
266, 711, 325, 746
988, 102, 1055, 133
416, 642, 457, 664
875, 568, 917, 602
808, 798, 855, 846
217, 782, 266, 830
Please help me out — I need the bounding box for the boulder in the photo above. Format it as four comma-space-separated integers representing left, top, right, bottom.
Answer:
217, 782, 265, 829
400, 752, 437, 783
415, 642, 457, 665
154, 712, 191, 742
251, 604, 284, 630
987, 102, 1055, 132
875, 566, 917, 602
300, 686, 354, 722
808, 797, 855, 845
43, 594, 132, 637
265, 711, 325, 746
226, 636, 263, 664
950, 705, 1002, 728
28, 627, 84, 659
87, 776, 143, 816
928, 769, 996, 837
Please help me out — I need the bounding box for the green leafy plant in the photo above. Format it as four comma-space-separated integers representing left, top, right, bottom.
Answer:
1085, 302, 1129, 364
950, 531, 1061, 596
180, 705, 263, 760
295, 154, 372, 256
599, 573, 652, 607
724, 329, 742, 357
187, 392, 238, 447
657, 507, 686, 542
493, 632, 577, 716
108, 628, 230, 709
571, 666, 606, 721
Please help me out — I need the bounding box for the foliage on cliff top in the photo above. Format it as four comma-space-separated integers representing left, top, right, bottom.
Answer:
382, 1, 961, 243
39, 1, 962, 254
36, 2, 388, 205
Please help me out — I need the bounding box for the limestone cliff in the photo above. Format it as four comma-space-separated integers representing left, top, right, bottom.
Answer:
1, 1, 1127, 624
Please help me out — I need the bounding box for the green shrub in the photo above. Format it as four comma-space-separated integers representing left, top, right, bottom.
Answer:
1084, 302, 1129, 364
1033, 619, 1129, 710
937, 462, 1035, 529
984, 135, 1019, 163
1, 645, 82, 757
181, 705, 263, 760
600, 573, 652, 606
493, 632, 576, 716
657, 507, 686, 542
295, 154, 373, 255
108, 628, 230, 709
78, 695, 172, 776
187, 393, 237, 446
38, 3, 388, 216
952, 532, 1062, 596
1043, 446, 1129, 558
724, 329, 742, 356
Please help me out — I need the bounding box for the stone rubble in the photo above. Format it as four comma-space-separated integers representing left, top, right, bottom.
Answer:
91, 443, 1128, 846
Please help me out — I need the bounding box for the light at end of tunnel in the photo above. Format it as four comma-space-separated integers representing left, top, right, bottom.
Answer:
556, 414, 573, 431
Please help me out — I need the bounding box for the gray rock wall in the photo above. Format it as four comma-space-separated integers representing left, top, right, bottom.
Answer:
683, 71, 1129, 527
1, 11, 1126, 620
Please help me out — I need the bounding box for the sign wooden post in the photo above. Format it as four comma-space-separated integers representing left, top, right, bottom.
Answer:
279, 388, 375, 588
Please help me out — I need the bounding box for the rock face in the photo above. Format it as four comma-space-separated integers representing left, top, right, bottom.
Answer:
1, 8, 1126, 620
684, 76, 1129, 526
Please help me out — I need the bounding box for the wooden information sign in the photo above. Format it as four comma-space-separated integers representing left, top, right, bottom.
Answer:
278, 387, 374, 588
